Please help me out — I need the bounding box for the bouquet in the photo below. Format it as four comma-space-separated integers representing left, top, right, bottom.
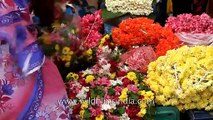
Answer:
146, 46, 213, 111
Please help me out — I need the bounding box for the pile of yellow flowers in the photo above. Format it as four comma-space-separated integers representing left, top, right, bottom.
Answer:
146, 46, 213, 111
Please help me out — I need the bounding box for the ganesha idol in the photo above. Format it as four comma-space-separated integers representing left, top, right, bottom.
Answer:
0, 0, 71, 119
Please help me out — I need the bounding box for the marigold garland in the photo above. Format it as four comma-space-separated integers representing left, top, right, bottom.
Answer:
146, 46, 213, 111
112, 17, 182, 57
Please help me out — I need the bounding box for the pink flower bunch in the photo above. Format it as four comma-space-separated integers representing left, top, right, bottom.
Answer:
119, 46, 157, 73
80, 10, 103, 49
166, 13, 213, 33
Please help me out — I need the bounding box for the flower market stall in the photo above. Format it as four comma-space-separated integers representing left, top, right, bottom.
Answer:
35, 0, 213, 120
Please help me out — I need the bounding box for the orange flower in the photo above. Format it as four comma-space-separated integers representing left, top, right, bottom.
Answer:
112, 17, 183, 57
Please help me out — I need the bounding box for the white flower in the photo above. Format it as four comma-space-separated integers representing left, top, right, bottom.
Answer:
105, 0, 153, 15
120, 113, 130, 120
98, 46, 112, 59
82, 69, 93, 75
101, 100, 116, 111
110, 78, 123, 86
76, 87, 89, 99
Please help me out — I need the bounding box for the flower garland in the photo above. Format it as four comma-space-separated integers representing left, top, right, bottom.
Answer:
166, 13, 213, 34
146, 46, 213, 111
112, 17, 182, 57
80, 10, 103, 49
105, 0, 153, 16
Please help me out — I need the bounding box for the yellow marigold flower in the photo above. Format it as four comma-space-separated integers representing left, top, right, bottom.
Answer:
96, 114, 104, 120
62, 47, 71, 55
139, 102, 147, 109
66, 72, 79, 80
85, 75, 95, 83
81, 101, 89, 109
110, 72, 116, 79
55, 44, 60, 51
126, 72, 137, 81
80, 110, 85, 118
144, 91, 154, 102
62, 54, 72, 62
99, 34, 110, 48
86, 49, 93, 55
137, 109, 146, 117
147, 46, 213, 111
67, 72, 74, 79
72, 73, 79, 80
119, 88, 128, 102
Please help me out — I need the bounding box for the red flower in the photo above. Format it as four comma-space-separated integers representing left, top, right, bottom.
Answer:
126, 105, 140, 118
109, 61, 118, 73
72, 104, 81, 114
116, 71, 126, 77
123, 78, 134, 87
79, 78, 87, 86
68, 92, 77, 99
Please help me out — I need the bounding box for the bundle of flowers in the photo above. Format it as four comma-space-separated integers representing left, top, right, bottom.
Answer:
166, 13, 213, 46
119, 46, 157, 73
38, 23, 80, 68
105, 0, 153, 16
66, 36, 156, 120
166, 13, 213, 34
80, 10, 103, 50
112, 17, 182, 57
146, 46, 213, 111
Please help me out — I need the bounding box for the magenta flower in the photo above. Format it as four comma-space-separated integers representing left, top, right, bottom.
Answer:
127, 85, 139, 93
166, 13, 213, 34
80, 10, 103, 49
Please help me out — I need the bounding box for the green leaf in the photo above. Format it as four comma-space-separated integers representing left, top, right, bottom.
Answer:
102, 8, 124, 21
108, 87, 115, 96
138, 83, 150, 91
128, 92, 139, 101
90, 89, 96, 98
83, 110, 91, 119
96, 86, 105, 98
113, 107, 125, 116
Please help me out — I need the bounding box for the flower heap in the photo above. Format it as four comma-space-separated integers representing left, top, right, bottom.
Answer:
166, 13, 213, 46
112, 17, 182, 57
146, 46, 213, 111
166, 13, 213, 34
105, 0, 153, 16
66, 35, 156, 120
80, 10, 103, 50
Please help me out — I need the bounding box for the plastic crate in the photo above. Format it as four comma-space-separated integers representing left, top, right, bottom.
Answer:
188, 110, 213, 120
154, 107, 180, 120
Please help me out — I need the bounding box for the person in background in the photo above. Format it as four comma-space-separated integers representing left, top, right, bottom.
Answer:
192, 0, 208, 15
206, 0, 213, 17
172, 0, 193, 16
0, 0, 71, 119
30, 0, 55, 27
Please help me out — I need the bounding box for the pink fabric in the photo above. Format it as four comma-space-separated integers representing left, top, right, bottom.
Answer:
176, 32, 213, 46
0, 0, 70, 119
0, 54, 70, 119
